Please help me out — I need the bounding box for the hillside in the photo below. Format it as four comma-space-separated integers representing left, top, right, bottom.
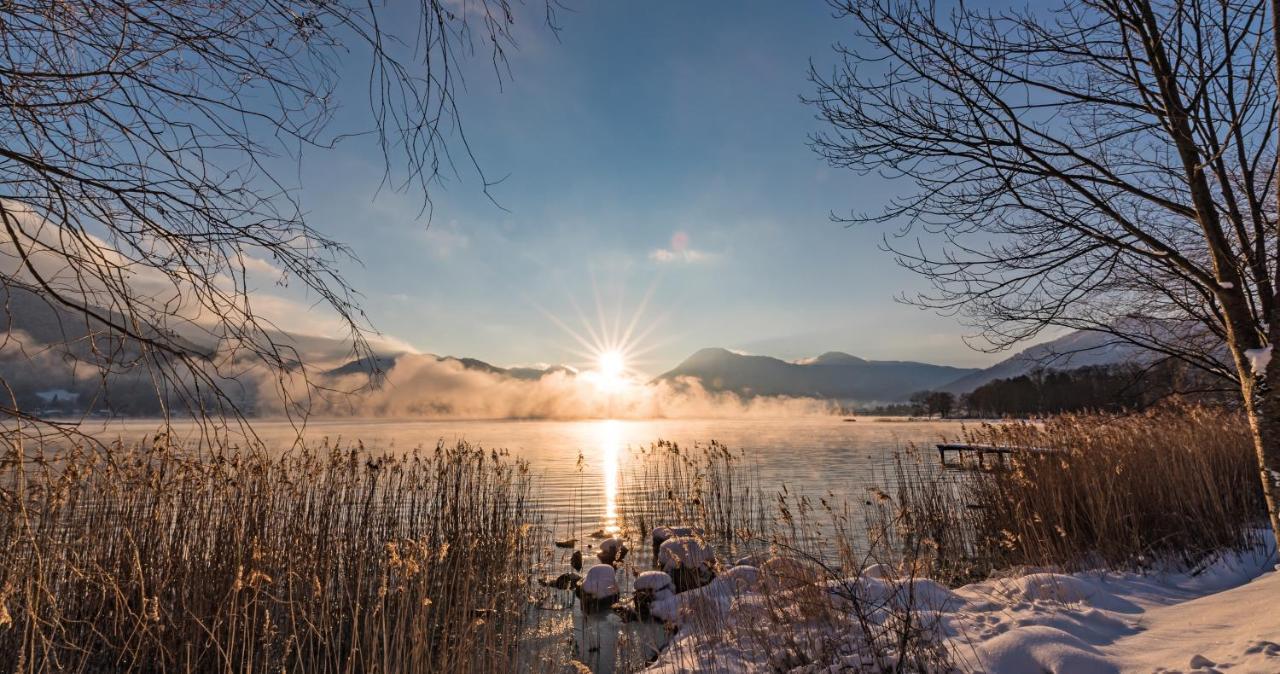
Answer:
656, 347, 978, 402
941, 330, 1156, 393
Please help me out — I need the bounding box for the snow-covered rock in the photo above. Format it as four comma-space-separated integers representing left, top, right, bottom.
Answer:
650, 525, 703, 560
577, 564, 619, 612
718, 564, 762, 592
634, 570, 676, 595
759, 555, 821, 592
633, 570, 675, 620
657, 535, 717, 593
581, 565, 619, 597
657, 536, 715, 570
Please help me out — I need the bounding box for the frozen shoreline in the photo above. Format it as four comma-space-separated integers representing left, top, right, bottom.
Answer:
641, 538, 1279, 673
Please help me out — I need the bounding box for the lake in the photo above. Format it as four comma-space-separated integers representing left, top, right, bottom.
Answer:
93, 415, 971, 542
81, 415, 974, 672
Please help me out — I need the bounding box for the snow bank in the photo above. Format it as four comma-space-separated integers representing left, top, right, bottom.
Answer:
643, 543, 1279, 673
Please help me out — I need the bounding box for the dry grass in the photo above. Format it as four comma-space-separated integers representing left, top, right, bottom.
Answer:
612, 404, 1267, 672
0, 403, 1261, 673
0, 434, 547, 673
888, 402, 1267, 584
616, 441, 955, 672
618, 440, 771, 564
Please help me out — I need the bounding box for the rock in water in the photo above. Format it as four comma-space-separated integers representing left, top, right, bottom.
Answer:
577, 565, 620, 613
570, 550, 583, 571
651, 526, 673, 561
538, 572, 582, 590
597, 537, 628, 565
633, 570, 675, 620
650, 525, 702, 562
657, 535, 717, 593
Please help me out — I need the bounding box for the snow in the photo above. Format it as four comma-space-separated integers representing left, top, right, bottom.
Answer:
656, 536, 715, 572
580, 564, 619, 599
634, 570, 675, 594
1246, 346, 1272, 376
643, 543, 1279, 673
649, 565, 761, 623
652, 525, 701, 544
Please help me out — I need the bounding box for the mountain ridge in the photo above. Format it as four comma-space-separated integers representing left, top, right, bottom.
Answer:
656, 347, 979, 402
939, 331, 1155, 393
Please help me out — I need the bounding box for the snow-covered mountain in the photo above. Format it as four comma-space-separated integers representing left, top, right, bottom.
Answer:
656, 347, 979, 402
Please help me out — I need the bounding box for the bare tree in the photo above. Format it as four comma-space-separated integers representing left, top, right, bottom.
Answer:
808, 0, 1280, 545
0, 0, 557, 440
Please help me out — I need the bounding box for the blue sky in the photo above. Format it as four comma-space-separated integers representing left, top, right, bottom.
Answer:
278, 1, 1011, 374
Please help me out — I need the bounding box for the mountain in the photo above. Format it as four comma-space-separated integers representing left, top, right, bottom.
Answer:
656, 347, 979, 402
940, 330, 1155, 393
324, 353, 574, 382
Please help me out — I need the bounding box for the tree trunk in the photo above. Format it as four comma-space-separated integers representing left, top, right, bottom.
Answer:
1244, 364, 1280, 556
1266, 0, 1280, 557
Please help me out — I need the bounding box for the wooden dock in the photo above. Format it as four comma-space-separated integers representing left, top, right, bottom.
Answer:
936, 443, 1062, 469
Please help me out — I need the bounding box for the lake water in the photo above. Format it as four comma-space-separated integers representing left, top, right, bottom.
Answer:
96, 415, 970, 542
88, 415, 972, 672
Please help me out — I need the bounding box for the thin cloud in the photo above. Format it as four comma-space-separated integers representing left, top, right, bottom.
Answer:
650, 230, 718, 264
421, 220, 469, 259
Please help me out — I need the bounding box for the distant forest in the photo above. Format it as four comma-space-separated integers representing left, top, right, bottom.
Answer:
866, 361, 1233, 419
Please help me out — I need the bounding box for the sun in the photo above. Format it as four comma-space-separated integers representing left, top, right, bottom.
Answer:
598, 350, 625, 380
534, 275, 673, 400
592, 349, 629, 393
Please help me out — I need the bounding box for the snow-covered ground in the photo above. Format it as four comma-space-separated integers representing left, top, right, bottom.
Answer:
644, 541, 1279, 673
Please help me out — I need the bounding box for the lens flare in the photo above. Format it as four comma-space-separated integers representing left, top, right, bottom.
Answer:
535, 275, 676, 404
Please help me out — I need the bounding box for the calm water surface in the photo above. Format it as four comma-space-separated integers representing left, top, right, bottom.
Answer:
90, 415, 972, 673
97, 416, 970, 538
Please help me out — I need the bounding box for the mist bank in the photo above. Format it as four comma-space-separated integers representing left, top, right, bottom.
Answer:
266, 354, 838, 420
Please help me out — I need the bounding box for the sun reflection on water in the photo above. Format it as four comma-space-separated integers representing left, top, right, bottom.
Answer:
596, 419, 622, 535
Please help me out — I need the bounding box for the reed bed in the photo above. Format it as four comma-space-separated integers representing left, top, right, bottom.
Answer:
618, 440, 771, 564
0, 434, 548, 673
0, 404, 1262, 674
615, 441, 955, 672
611, 404, 1267, 672
888, 402, 1268, 584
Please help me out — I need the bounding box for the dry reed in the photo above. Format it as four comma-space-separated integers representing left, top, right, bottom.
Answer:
888, 401, 1267, 584
613, 404, 1266, 671
1, 403, 1260, 673
616, 441, 955, 672
0, 434, 547, 673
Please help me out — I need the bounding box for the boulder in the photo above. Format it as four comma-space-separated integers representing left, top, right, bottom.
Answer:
633, 570, 675, 620
657, 535, 716, 593
577, 564, 620, 613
